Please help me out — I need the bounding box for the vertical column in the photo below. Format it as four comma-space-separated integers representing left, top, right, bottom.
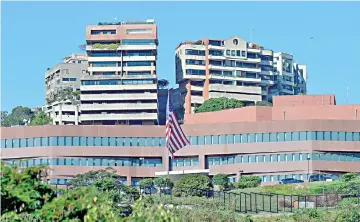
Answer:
59, 104, 63, 125
202, 38, 210, 101
185, 81, 192, 114
75, 105, 79, 125
126, 176, 132, 186
199, 155, 206, 170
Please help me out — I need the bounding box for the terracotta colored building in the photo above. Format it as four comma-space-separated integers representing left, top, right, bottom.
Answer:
1, 95, 359, 186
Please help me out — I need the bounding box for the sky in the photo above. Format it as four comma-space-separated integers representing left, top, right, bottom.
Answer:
1, 2, 360, 111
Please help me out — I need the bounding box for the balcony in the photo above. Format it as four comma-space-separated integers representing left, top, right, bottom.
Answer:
244, 58, 261, 63
80, 103, 157, 111
88, 57, 122, 62
259, 70, 275, 75
81, 75, 122, 80
122, 56, 156, 61
117, 45, 157, 51
208, 45, 224, 50
191, 96, 204, 104
209, 92, 261, 102
209, 84, 261, 95
190, 85, 203, 91
123, 66, 156, 72
184, 55, 206, 60
80, 93, 157, 101
88, 66, 121, 72
282, 70, 293, 77
80, 113, 158, 121
260, 60, 273, 66
80, 84, 157, 91
208, 55, 225, 60
281, 79, 293, 86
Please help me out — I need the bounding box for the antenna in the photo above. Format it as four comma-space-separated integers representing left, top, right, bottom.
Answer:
250, 27, 255, 43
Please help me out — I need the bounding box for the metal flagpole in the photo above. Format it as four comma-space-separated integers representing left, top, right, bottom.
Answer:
166, 89, 170, 178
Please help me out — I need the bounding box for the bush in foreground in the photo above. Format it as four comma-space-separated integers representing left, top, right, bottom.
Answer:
234, 176, 261, 189
213, 174, 230, 190
172, 174, 212, 197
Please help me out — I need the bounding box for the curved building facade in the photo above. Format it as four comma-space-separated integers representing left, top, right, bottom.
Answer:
1, 95, 359, 186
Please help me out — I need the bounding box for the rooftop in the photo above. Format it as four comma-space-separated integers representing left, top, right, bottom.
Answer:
96, 19, 155, 26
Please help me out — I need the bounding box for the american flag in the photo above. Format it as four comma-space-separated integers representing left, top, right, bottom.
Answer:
165, 90, 190, 158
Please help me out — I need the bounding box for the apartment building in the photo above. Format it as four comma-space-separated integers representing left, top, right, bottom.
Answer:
43, 101, 80, 125
45, 54, 88, 105
82, 19, 159, 125
175, 36, 307, 114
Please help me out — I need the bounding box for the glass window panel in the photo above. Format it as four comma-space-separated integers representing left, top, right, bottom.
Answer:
102, 159, 109, 166
72, 137, 80, 146
214, 157, 220, 165
307, 131, 316, 140
153, 137, 160, 146
331, 132, 338, 141
101, 137, 109, 146
256, 133, 263, 142
248, 134, 255, 143
89, 137, 96, 146
41, 137, 48, 146
198, 136, 205, 145
235, 155, 242, 163
227, 134, 234, 144
219, 135, 226, 144
1, 139, 6, 148
280, 154, 285, 161
184, 159, 191, 166
234, 134, 241, 143
146, 138, 153, 146
12, 139, 20, 148
109, 137, 116, 146
94, 159, 101, 166
316, 131, 324, 140
242, 134, 248, 143
292, 132, 300, 141
94, 137, 101, 146
139, 138, 146, 146
86, 158, 93, 166
205, 135, 212, 145
300, 132, 307, 141
354, 132, 360, 141
263, 133, 270, 142
49, 137, 58, 146
5, 139, 12, 148
58, 158, 65, 165
190, 136, 197, 145
285, 132, 292, 141
212, 135, 219, 144
228, 156, 234, 164
131, 137, 138, 146
65, 159, 71, 166
324, 131, 331, 140
343, 132, 350, 141
80, 137, 86, 146
116, 137, 124, 146
192, 158, 199, 166
33, 137, 41, 147
65, 137, 72, 146
270, 133, 277, 142
59, 136, 66, 146
278, 133, 285, 142
160, 138, 166, 146
124, 138, 131, 146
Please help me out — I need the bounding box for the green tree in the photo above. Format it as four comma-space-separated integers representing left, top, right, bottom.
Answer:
213, 174, 230, 190
194, 97, 244, 113
172, 174, 212, 197
235, 176, 261, 189
46, 87, 80, 105
1, 106, 34, 127
69, 168, 140, 217
255, 101, 272, 106
0, 111, 10, 127
126, 196, 178, 222
154, 177, 174, 188
138, 178, 154, 189
29, 111, 52, 126
0, 162, 57, 216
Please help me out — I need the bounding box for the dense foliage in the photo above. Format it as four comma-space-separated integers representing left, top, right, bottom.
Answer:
154, 177, 174, 188
0, 106, 34, 127
46, 87, 80, 105
172, 174, 212, 197
234, 176, 261, 189
29, 111, 52, 126
138, 178, 155, 189
213, 174, 230, 190
194, 97, 244, 113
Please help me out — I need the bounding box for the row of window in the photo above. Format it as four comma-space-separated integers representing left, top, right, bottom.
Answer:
62, 78, 77, 82
122, 39, 156, 45
90, 61, 153, 67
185, 59, 205, 66
185, 49, 205, 56
91, 30, 116, 35
259, 173, 339, 183
4, 157, 162, 167
89, 50, 153, 57
225, 50, 246, 57
170, 157, 199, 167
128, 71, 151, 76
1, 131, 359, 149
207, 152, 360, 166
186, 69, 206, 75
81, 79, 154, 86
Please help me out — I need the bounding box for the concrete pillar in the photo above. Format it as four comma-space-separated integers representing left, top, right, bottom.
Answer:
59, 104, 63, 125
75, 105, 79, 125
126, 176, 131, 186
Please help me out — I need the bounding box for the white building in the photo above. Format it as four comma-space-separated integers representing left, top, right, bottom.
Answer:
81, 19, 159, 125
175, 36, 307, 114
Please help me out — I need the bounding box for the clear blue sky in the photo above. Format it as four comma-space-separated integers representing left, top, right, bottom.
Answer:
2, 2, 360, 111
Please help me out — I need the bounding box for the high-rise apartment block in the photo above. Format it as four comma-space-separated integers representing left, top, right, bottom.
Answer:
45, 54, 88, 105
175, 36, 307, 114
82, 19, 159, 125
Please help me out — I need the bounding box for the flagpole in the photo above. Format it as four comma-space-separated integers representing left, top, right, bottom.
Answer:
167, 89, 170, 178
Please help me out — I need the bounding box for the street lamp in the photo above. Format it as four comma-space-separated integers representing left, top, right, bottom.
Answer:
238, 170, 244, 182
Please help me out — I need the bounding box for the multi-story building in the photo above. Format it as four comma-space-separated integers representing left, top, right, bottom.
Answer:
43, 101, 80, 125
81, 19, 159, 125
45, 54, 88, 105
175, 36, 307, 114
1, 95, 359, 186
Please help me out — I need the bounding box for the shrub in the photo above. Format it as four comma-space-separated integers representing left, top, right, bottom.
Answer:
172, 174, 212, 197
293, 208, 325, 221
154, 177, 174, 188
278, 199, 293, 208
235, 176, 261, 189
213, 174, 230, 190
138, 178, 154, 189
335, 203, 360, 222
340, 172, 358, 182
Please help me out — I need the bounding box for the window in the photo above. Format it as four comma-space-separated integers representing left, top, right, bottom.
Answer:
186, 59, 205, 66
126, 29, 152, 34
236, 50, 241, 56
186, 69, 205, 75
226, 50, 230, 56
126, 61, 152, 66
231, 50, 236, 56
185, 49, 205, 56
122, 39, 156, 45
